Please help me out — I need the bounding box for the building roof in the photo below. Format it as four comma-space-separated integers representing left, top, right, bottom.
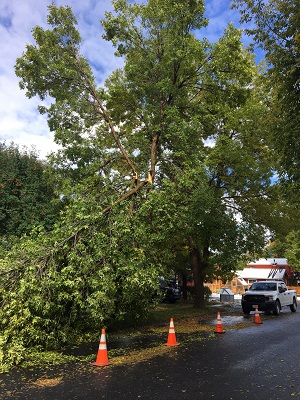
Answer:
236, 267, 286, 280
247, 258, 288, 266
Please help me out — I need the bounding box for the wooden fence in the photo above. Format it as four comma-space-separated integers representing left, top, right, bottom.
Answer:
207, 281, 300, 296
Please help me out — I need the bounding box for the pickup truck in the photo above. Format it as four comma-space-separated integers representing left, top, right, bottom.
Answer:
241, 280, 297, 315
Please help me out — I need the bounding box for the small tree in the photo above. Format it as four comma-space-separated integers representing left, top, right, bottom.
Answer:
0, 143, 59, 240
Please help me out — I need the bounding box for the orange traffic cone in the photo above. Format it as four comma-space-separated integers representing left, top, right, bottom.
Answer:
165, 318, 179, 346
92, 328, 111, 366
215, 311, 225, 333
254, 306, 263, 324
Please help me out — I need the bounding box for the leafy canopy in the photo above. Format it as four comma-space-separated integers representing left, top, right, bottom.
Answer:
233, 0, 300, 182
0, 143, 60, 241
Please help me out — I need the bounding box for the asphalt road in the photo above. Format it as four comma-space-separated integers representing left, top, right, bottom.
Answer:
1, 306, 300, 400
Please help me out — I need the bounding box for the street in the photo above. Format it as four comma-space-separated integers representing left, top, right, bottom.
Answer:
1, 306, 300, 399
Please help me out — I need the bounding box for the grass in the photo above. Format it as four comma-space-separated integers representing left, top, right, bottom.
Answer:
86, 300, 248, 366
147, 301, 214, 322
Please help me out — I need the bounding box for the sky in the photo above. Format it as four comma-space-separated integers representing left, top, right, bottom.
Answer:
0, 0, 258, 160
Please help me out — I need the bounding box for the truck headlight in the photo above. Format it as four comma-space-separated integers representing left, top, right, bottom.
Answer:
265, 296, 274, 301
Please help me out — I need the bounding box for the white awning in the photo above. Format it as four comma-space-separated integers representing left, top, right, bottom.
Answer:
236, 267, 286, 280
247, 258, 288, 267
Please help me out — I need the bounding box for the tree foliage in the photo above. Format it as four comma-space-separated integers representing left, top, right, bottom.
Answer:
0, 198, 166, 371
233, 0, 300, 182
100, 0, 277, 306
0, 143, 60, 242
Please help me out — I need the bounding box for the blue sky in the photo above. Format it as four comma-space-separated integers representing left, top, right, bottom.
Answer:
0, 0, 259, 159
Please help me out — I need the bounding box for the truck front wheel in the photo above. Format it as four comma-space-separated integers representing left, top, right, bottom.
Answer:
273, 300, 281, 315
290, 298, 297, 313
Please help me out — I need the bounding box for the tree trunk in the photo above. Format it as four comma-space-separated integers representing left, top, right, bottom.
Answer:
189, 237, 210, 308
181, 273, 188, 300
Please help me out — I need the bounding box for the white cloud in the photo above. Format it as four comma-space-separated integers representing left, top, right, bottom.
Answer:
0, 0, 261, 160
0, 0, 121, 159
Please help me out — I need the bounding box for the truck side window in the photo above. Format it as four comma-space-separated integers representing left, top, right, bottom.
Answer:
279, 284, 286, 292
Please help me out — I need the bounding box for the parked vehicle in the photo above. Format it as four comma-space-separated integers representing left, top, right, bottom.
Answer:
159, 279, 181, 303
241, 280, 297, 315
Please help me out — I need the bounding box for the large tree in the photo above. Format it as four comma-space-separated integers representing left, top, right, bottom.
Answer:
100, 1, 277, 306
14, 0, 277, 309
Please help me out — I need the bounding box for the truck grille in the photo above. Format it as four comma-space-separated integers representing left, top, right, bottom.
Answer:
244, 295, 265, 303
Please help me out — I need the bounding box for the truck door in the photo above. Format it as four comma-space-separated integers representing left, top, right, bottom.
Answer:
278, 282, 290, 306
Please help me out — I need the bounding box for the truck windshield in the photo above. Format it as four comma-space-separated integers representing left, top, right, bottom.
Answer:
250, 282, 277, 291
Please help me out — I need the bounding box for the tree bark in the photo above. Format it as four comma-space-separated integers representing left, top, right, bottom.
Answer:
181, 273, 188, 300
189, 237, 210, 308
